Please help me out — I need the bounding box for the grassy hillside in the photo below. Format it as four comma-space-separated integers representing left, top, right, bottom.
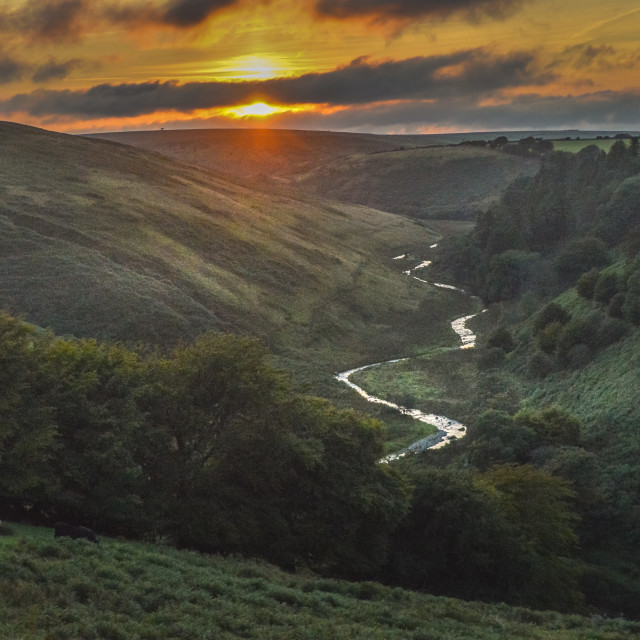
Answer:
293, 145, 539, 220
92, 129, 539, 220
0, 121, 467, 386
2, 522, 637, 640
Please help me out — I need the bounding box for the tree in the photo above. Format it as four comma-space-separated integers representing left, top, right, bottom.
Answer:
514, 406, 581, 447
0, 314, 57, 514
476, 464, 583, 611
576, 268, 599, 299
533, 302, 570, 334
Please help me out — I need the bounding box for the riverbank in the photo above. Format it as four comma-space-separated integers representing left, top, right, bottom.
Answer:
336, 256, 484, 460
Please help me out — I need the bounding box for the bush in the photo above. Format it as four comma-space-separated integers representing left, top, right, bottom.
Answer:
533, 303, 570, 334
527, 351, 554, 378
478, 347, 506, 369
486, 327, 515, 352
537, 321, 563, 354
593, 272, 619, 305
576, 268, 599, 300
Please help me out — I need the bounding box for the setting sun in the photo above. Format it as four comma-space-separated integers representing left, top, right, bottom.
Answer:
222, 102, 289, 118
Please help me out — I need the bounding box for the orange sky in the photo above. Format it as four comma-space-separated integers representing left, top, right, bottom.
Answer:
0, 0, 639, 133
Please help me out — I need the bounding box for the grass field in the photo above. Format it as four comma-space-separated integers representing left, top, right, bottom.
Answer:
93, 129, 539, 220
1, 522, 638, 640
551, 139, 628, 153
0, 122, 473, 392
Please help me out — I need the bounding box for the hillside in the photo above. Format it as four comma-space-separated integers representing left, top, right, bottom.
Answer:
92, 129, 539, 220
0, 121, 466, 384
2, 522, 638, 640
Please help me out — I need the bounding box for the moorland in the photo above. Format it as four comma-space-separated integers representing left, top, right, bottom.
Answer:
1, 121, 640, 637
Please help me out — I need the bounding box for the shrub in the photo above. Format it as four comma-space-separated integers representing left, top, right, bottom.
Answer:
537, 321, 563, 354
486, 327, 515, 352
593, 272, 619, 305
478, 347, 506, 369
527, 351, 554, 378
608, 292, 626, 318
576, 268, 599, 300
533, 303, 570, 334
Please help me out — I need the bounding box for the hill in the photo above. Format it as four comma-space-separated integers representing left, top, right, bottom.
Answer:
91, 129, 540, 220
2, 522, 638, 640
0, 121, 468, 385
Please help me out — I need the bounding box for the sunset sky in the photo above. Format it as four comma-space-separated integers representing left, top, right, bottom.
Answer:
1, 0, 639, 133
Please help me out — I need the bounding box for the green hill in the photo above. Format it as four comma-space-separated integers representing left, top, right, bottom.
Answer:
92, 129, 539, 220
0, 121, 467, 384
2, 522, 637, 640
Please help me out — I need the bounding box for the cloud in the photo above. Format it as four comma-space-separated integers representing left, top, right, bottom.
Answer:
552, 42, 640, 72
0, 54, 28, 84
32, 59, 82, 83
0, 49, 551, 117
7, 0, 88, 42
161, 0, 239, 27
314, 0, 525, 23
0, 0, 245, 41
304, 91, 640, 132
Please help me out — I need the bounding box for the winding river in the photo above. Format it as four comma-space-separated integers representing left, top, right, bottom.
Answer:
335, 256, 484, 462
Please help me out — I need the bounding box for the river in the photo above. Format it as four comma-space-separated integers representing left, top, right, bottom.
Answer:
335, 256, 484, 462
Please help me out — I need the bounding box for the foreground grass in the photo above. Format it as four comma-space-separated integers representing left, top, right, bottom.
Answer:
1, 523, 637, 640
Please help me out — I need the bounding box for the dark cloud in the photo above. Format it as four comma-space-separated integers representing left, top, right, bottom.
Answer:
162, 0, 239, 26
0, 49, 551, 117
10, 0, 87, 42
552, 43, 640, 72
314, 0, 525, 22
0, 0, 243, 41
0, 55, 28, 84
32, 59, 82, 84
305, 91, 640, 132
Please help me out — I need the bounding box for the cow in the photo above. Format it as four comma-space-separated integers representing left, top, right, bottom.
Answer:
54, 521, 99, 544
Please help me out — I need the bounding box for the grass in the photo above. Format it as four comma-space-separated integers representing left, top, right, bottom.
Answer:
0, 122, 464, 392
1, 522, 638, 640
551, 139, 628, 153
97, 129, 539, 221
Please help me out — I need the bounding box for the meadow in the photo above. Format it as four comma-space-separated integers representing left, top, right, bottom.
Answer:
1, 522, 638, 640
94, 129, 539, 221
0, 122, 469, 392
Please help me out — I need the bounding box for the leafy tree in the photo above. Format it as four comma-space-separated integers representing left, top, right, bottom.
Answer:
485, 250, 541, 302
39, 337, 147, 532
593, 271, 619, 305
381, 468, 519, 601
486, 327, 515, 352
553, 237, 609, 285
537, 321, 562, 354
576, 268, 599, 299
514, 406, 581, 447
533, 303, 570, 334
476, 464, 582, 611
466, 410, 537, 469
0, 314, 57, 514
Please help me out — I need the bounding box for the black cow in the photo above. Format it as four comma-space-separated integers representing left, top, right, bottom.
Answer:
54, 521, 99, 543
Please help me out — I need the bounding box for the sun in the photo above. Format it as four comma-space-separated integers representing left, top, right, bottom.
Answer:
222, 102, 289, 118
214, 55, 294, 81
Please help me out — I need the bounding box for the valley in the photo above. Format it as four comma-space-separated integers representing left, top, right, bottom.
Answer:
1, 122, 640, 627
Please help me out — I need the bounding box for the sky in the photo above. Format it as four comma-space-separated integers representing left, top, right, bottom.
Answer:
0, 0, 639, 134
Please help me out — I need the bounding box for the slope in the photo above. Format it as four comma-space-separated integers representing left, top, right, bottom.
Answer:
1, 522, 638, 640
0, 121, 456, 383
92, 129, 539, 220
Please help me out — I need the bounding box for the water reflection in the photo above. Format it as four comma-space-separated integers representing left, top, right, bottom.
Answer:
336, 253, 484, 460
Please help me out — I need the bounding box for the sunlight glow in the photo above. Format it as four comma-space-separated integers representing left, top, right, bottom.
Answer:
222, 102, 290, 118
213, 55, 294, 81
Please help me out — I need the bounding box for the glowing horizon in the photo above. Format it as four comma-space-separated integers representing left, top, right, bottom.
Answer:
0, 0, 638, 134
